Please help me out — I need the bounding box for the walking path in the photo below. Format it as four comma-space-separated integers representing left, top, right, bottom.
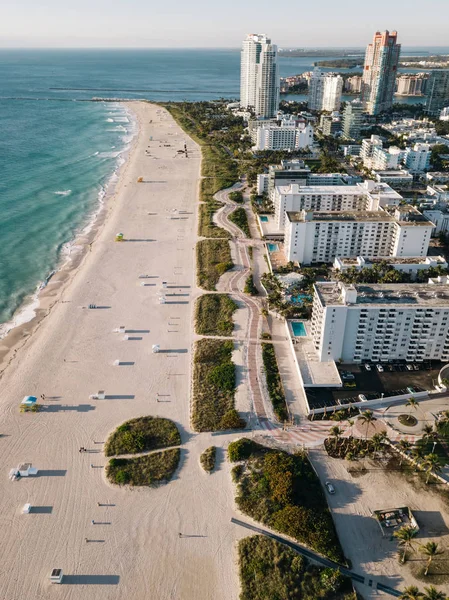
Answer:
213, 184, 427, 450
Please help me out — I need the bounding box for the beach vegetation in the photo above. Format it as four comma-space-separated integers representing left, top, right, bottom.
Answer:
106, 448, 180, 487
195, 294, 238, 336
198, 202, 231, 238
228, 440, 344, 562
192, 338, 245, 432
197, 239, 233, 290
229, 207, 251, 238
244, 273, 258, 295
229, 190, 244, 203
262, 343, 289, 422
200, 446, 216, 473
104, 417, 181, 457
239, 536, 354, 600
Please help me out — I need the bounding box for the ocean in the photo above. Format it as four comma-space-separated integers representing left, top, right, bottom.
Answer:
0, 48, 444, 333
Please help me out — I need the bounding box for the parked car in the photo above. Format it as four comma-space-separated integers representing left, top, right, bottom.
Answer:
325, 481, 335, 494
376, 364, 384, 372
365, 364, 372, 371
406, 364, 414, 371
358, 394, 368, 402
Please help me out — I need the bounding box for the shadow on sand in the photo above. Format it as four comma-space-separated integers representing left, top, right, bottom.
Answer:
62, 575, 120, 585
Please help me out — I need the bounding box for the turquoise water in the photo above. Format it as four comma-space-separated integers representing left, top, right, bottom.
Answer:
267, 243, 279, 252
0, 48, 441, 333
260, 216, 269, 222
291, 322, 307, 336
291, 294, 312, 304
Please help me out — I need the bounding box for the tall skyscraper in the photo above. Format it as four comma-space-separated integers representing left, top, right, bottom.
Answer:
240, 34, 279, 118
342, 99, 364, 140
308, 69, 343, 112
425, 70, 449, 116
361, 30, 401, 115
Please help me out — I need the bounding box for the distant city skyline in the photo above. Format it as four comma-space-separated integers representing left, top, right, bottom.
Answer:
1, 0, 449, 48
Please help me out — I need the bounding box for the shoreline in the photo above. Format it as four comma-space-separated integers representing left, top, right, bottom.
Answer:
0, 102, 140, 379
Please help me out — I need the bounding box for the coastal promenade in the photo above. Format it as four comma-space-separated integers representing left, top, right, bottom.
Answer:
0, 103, 243, 600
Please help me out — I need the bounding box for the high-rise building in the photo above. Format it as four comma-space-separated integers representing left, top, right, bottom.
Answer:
342, 100, 364, 140
425, 70, 449, 117
396, 73, 428, 96
308, 69, 343, 112
240, 33, 279, 118
361, 30, 401, 115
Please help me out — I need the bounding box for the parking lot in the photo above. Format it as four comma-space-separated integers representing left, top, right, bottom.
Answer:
305, 362, 441, 410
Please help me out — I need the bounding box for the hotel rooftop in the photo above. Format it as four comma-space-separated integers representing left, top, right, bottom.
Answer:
286, 210, 395, 223
315, 281, 449, 307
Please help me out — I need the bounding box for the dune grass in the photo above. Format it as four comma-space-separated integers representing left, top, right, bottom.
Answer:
195, 294, 238, 336
106, 448, 180, 487
196, 238, 233, 291
200, 446, 217, 473
104, 417, 181, 457
192, 338, 245, 432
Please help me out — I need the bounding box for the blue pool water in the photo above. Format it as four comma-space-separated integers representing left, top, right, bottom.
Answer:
291, 294, 312, 304
260, 216, 268, 222
292, 322, 307, 336
267, 243, 279, 252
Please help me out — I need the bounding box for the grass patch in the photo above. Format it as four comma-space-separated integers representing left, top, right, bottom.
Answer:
195, 294, 238, 336
200, 446, 216, 472
229, 207, 251, 238
262, 343, 289, 422
239, 536, 354, 600
229, 439, 344, 562
244, 273, 258, 295
104, 417, 181, 457
197, 238, 233, 291
192, 338, 245, 432
398, 414, 418, 427
198, 202, 230, 239
106, 448, 180, 486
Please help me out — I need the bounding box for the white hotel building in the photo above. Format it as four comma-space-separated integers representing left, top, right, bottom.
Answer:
311, 280, 449, 363
273, 180, 402, 229
251, 117, 314, 152
284, 206, 433, 264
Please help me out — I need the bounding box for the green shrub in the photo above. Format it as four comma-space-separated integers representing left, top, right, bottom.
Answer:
244, 273, 258, 295
106, 448, 180, 487
229, 207, 251, 238
105, 417, 181, 457
228, 438, 257, 462
196, 239, 233, 290
192, 339, 244, 432
262, 343, 289, 422
208, 363, 236, 392
195, 294, 238, 336
200, 446, 216, 472
231, 442, 345, 563
238, 536, 351, 600
229, 190, 244, 203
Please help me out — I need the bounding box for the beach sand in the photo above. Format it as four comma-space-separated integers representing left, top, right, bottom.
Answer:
0, 102, 244, 599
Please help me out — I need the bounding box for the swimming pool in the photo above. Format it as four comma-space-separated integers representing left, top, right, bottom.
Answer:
260, 216, 269, 222
267, 243, 279, 252
291, 294, 312, 304
291, 321, 307, 336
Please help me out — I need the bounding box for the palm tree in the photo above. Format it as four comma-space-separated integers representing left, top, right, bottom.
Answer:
371, 432, 387, 457
422, 453, 442, 484
358, 410, 377, 440
400, 586, 423, 600
330, 425, 343, 450
398, 440, 412, 465
420, 542, 444, 576
422, 586, 447, 600
394, 526, 418, 563
406, 397, 419, 416
348, 419, 354, 437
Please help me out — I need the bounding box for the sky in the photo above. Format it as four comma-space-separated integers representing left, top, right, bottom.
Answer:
1, 0, 448, 48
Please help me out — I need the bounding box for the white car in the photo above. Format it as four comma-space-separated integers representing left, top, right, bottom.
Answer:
325, 481, 335, 495
365, 364, 372, 371
376, 364, 384, 372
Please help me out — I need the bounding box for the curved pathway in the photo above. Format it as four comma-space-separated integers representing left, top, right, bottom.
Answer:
213, 184, 424, 449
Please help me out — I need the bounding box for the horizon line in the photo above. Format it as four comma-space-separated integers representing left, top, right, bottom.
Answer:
0, 45, 449, 51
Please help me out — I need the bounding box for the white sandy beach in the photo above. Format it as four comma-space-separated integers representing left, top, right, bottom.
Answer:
0, 102, 244, 600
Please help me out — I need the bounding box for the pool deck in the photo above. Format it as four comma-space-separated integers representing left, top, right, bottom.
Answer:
258, 214, 283, 239
287, 321, 342, 388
